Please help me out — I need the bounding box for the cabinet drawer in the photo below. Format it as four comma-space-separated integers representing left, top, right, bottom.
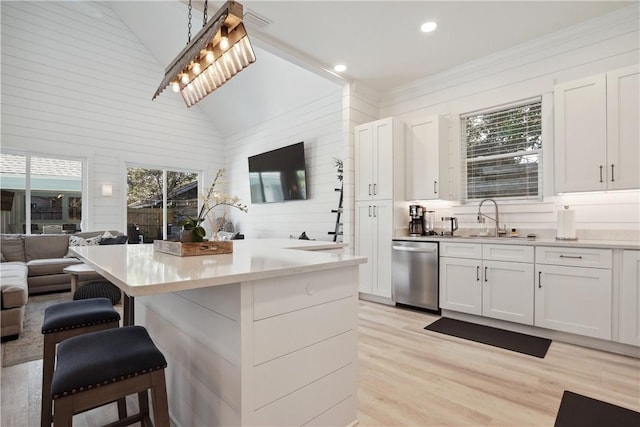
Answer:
439, 242, 482, 259
483, 244, 534, 263
535, 246, 612, 269
253, 267, 356, 320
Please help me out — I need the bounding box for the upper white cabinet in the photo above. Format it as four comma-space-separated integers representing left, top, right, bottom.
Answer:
405, 115, 449, 200
619, 250, 640, 346
554, 65, 640, 193
355, 117, 405, 201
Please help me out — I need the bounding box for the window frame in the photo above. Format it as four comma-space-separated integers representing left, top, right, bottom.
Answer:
461, 97, 544, 203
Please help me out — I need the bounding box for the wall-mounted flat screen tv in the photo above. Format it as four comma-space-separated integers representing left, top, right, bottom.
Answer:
248, 142, 307, 203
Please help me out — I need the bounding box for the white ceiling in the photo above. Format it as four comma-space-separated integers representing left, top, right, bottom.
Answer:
107, 1, 633, 136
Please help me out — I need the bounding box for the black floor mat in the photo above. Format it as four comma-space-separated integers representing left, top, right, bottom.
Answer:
554, 390, 640, 427
424, 317, 551, 358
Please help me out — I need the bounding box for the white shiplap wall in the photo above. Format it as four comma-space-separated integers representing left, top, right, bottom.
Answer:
380, 4, 640, 237
224, 87, 344, 240
1, 1, 225, 233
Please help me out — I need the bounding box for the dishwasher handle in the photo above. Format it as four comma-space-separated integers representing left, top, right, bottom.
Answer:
392, 245, 437, 253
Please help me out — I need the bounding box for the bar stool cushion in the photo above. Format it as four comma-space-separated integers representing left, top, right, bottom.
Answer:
41, 298, 120, 334
51, 326, 167, 399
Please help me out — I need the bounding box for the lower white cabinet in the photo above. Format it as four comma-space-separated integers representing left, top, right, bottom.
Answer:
619, 250, 640, 346
439, 243, 534, 325
535, 263, 612, 340
355, 200, 392, 298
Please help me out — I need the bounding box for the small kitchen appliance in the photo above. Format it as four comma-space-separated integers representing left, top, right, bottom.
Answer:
441, 216, 458, 236
408, 205, 424, 236
423, 210, 437, 235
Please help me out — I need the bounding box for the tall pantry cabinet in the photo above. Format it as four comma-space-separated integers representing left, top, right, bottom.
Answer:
354, 117, 405, 299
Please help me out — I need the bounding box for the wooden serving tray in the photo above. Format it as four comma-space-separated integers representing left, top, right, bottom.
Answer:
153, 240, 233, 256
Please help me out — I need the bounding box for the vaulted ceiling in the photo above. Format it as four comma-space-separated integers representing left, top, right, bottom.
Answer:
106, 1, 632, 136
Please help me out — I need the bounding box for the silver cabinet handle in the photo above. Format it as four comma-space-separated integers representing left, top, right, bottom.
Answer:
368, 205, 372, 217
611, 164, 615, 182
434, 181, 438, 194
599, 165, 603, 183
538, 271, 542, 288
373, 205, 377, 217
559, 255, 583, 259
476, 266, 480, 282
368, 184, 372, 196
373, 183, 377, 195
484, 266, 488, 282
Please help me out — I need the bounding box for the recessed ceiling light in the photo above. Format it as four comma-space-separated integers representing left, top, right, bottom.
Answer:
334, 64, 347, 73
420, 21, 438, 33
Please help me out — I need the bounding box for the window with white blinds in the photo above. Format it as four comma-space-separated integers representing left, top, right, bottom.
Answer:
463, 99, 542, 201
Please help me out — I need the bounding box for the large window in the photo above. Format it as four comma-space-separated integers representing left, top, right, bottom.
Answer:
126, 167, 198, 243
463, 99, 542, 201
0, 153, 83, 234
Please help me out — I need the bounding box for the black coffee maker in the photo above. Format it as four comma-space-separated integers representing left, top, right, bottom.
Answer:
409, 205, 424, 236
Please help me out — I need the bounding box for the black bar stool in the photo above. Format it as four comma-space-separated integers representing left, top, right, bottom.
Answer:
51, 326, 170, 427
41, 298, 121, 427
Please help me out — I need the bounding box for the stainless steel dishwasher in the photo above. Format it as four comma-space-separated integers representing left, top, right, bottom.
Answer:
392, 240, 439, 312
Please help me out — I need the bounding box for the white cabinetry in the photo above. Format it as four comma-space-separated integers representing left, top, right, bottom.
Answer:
619, 250, 640, 346
405, 115, 449, 200
355, 200, 392, 298
535, 247, 612, 340
440, 242, 534, 325
355, 117, 404, 201
554, 65, 640, 192
354, 117, 405, 300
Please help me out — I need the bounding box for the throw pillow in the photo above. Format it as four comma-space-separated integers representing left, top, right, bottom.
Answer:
66, 234, 101, 257
99, 235, 128, 245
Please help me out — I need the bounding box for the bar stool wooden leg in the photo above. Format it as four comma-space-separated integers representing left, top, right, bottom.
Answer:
41, 335, 57, 427
150, 370, 170, 427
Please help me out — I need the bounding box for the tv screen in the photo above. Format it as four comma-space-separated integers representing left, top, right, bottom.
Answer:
248, 142, 308, 203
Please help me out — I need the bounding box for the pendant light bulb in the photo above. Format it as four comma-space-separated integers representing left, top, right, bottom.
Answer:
171, 81, 180, 92
220, 26, 229, 50
192, 62, 202, 75
205, 50, 214, 63
180, 73, 189, 84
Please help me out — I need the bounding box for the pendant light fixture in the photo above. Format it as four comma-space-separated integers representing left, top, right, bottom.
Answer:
153, 0, 256, 107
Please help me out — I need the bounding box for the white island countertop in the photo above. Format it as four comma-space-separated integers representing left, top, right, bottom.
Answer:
72, 239, 364, 297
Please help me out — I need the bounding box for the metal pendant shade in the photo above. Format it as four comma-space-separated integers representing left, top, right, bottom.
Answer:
153, 1, 256, 107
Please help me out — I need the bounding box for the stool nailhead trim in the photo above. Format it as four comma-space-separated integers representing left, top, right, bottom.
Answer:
42, 317, 120, 334
52, 365, 167, 399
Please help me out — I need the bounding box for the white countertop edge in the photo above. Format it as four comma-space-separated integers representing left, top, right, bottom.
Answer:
393, 235, 640, 250
72, 242, 365, 297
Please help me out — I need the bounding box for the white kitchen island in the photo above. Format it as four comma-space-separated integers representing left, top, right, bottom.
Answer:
72, 240, 366, 427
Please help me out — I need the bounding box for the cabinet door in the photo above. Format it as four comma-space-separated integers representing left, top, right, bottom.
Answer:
535, 265, 612, 340
355, 202, 374, 293
355, 124, 374, 201
372, 118, 394, 200
607, 65, 640, 191
373, 201, 393, 298
406, 116, 446, 200
482, 260, 534, 325
620, 250, 640, 346
439, 257, 482, 315
554, 75, 607, 192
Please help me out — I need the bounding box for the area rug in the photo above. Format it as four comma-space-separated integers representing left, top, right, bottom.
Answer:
554, 390, 640, 427
1, 291, 71, 367
425, 317, 552, 358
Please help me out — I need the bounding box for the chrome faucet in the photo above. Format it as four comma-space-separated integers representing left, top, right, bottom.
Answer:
477, 199, 500, 237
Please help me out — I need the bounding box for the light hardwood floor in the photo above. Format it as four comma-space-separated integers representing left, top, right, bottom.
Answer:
2, 300, 639, 426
